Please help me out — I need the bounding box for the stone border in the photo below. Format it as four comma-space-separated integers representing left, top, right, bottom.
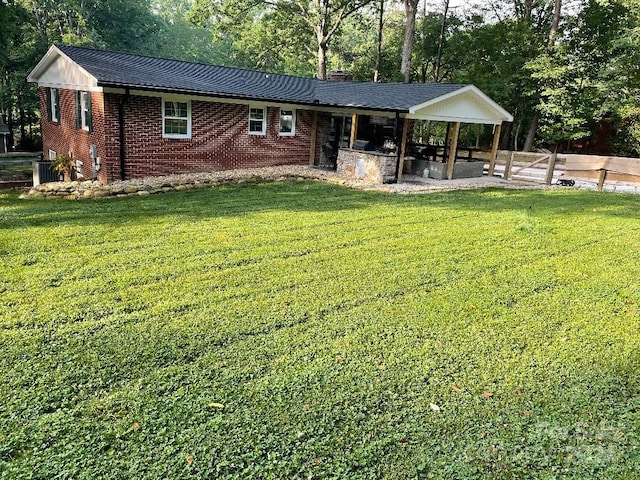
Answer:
19, 165, 563, 200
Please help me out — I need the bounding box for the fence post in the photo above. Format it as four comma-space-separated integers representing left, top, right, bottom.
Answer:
597, 169, 607, 191
545, 149, 558, 185
504, 151, 513, 180
487, 123, 502, 177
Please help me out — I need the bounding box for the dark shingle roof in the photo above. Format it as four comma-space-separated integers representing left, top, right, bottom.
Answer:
314, 81, 466, 110
58, 45, 466, 112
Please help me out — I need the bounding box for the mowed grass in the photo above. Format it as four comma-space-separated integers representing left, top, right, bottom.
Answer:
1, 181, 640, 479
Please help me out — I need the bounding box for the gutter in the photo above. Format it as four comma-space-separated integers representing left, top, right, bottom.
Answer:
118, 88, 130, 181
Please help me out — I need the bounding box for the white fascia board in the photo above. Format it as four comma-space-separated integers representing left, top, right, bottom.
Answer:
409, 85, 513, 123
26, 45, 60, 83
405, 113, 504, 125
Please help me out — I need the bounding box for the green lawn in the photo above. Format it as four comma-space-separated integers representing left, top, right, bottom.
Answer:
1, 181, 639, 479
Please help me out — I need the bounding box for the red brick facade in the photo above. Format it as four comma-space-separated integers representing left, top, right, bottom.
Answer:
40, 87, 318, 183
40, 88, 108, 183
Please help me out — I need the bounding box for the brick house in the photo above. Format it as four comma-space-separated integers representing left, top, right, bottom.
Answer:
28, 45, 512, 184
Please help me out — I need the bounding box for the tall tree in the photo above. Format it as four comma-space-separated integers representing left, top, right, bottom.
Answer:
522, 0, 562, 151
190, 0, 376, 79
1, 0, 41, 149
447, 16, 540, 150
400, 0, 419, 83
433, 0, 450, 82
373, 0, 384, 81
608, 0, 640, 154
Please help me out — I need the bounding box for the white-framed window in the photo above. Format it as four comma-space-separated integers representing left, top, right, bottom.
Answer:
162, 99, 191, 139
48, 149, 56, 161
50, 88, 60, 123
80, 92, 90, 130
279, 108, 295, 136
249, 106, 266, 135
75, 91, 92, 132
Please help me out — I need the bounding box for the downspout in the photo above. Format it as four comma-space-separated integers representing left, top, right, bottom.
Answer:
118, 88, 130, 181
394, 111, 402, 182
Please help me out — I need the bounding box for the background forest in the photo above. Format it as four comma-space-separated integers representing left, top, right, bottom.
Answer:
1, 0, 639, 156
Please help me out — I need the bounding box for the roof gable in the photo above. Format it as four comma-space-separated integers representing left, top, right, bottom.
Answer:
27, 45, 98, 90
408, 85, 513, 124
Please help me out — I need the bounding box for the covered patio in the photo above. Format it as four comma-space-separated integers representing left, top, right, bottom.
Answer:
333, 85, 513, 184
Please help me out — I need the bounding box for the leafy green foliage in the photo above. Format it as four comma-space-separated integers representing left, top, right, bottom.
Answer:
6, 0, 640, 154
1, 182, 640, 478
449, 18, 542, 149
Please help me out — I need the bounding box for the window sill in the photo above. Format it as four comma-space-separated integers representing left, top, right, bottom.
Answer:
163, 134, 192, 140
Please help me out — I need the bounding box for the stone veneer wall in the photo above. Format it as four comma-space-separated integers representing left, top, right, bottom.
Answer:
336, 149, 397, 184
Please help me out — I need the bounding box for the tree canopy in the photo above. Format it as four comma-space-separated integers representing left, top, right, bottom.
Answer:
2, 0, 639, 155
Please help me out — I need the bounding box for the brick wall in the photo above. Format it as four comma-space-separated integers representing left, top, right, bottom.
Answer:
39, 88, 107, 183
39, 88, 416, 184
103, 94, 314, 182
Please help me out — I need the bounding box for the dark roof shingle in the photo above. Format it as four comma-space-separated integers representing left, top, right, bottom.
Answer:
58, 45, 467, 112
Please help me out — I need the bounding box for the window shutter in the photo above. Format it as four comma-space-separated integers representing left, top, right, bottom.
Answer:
46, 88, 52, 122
86, 93, 93, 133
75, 91, 81, 129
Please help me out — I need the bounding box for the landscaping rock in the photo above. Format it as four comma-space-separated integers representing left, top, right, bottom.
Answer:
22, 165, 552, 201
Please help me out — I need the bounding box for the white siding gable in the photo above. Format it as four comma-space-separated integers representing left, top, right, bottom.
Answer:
27, 46, 100, 92
407, 86, 513, 125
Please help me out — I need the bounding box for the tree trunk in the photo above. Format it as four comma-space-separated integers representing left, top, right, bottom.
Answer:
434, 0, 450, 82
522, 0, 561, 151
500, 121, 513, 150
523, 111, 539, 152
547, 0, 562, 51
401, 0, 419, 83
19, 100, 26, 144
374, 0, 384, 82
317, 42, 327, 80
7, 108, 14, 151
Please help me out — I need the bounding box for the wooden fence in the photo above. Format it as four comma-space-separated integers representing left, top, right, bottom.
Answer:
0, 152, 41, 187
487, 151, 640, 192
